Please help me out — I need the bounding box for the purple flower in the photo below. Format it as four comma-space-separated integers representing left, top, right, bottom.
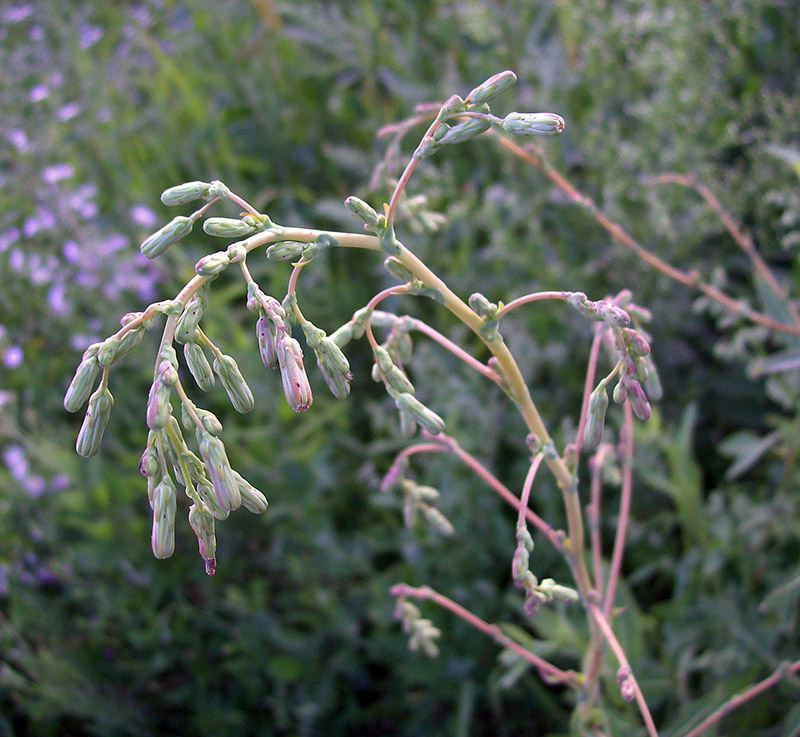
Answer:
8, 249, 24, 272
29, 84, 49, 103
50, 474, 70, 491
0, 228, 20, 252
62, 240, 81, 263
47, 283, 70, 314
2, 4, 33, 23
78, 22, 103, 48
22, 208, 56, 237
41, 163, 74, 183
56, 102, 81, 121
130, 203, 157, 228
24, 475, 46, 498
7, 129, 29, 152
28, 24, 43, 41
3, 444, 28, 478
3, 346, 23, 369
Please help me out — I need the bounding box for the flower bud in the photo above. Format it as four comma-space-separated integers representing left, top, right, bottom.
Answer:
140, 216, 194, 259
394, 393, 445, 435
623, 328, 650, 357
502, 112, 565, 136
591, 300, 631, 328
213, 354, 255, 413
469, 292, 498, 319
266, 241, 305, 261
276, 335, 313, 412
437, 117, 491, 145
96, 337, 121, 367
345, 196, 380, 227
613, 380, 628, 404
195, 250, 230, 277
198, 434, 241, 513
226, 242, 247, 263
423, 506, 455, 536
627, 380, 652, 421
317, 358, 352, 400
384, 256, 416, 284
188, 503, 217, 562
151, 478, 177, 559
584, 385, 609, 450
255, 315, 280, 369
184, 342, 215, 391
643, 356, 663, 401
195, 478, 230, 521
139, 439, 159, 478
398, 407, 417, 437
384, 364, 415, 395
232, 471, 269, 514
76, 385, 114, 457
160, 181, 212, 206
202, 217, 258, 238
146, 377, 171, 430
64, 355, 100, 412
466, 70, 517, 105
175, 291, 206, 344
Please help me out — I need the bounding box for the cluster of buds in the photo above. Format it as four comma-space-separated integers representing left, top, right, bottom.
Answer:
380, 459, 453, 537
394, 599, 442, 658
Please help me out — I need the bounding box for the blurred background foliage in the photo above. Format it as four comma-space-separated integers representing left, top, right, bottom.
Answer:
1, 0, 799, 735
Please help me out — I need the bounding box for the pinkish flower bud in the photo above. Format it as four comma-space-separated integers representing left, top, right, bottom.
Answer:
276, 335, 312, 412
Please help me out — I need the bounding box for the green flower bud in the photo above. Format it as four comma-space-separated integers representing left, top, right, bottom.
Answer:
384, 364, 415, 395
502, 112, 565, 136
96, 337, 121, 367
643, 356, 663, 401
64, 355, 100, 412
213, 354, 255, 413
584, 385, 609, 450
175, 290, 206, 344
202, 217, 259, 238
146, 377, 172, 430
151, 478, 177, 559
225, 242, 247, 263
160, 181, 212, 206
466, 70, 517, 104
188, 503, 217, 562
266, 241, 305, 261
195, 478, 230, 521
469, 292, 498, 319
345, 196, 380, 227
140, 216, 194, 259
394, 393, 445, 435
198, 434, 241, 513
195, 250, 230, 277
423, 506, 455, 537
232, 471, 269, 514
437, 117, 491, 145
184, 342, 215, 391
76, 385, 114, 457
384, 257, 416, 283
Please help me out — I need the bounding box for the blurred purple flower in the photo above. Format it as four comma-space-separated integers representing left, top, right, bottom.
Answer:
8, 128, 29, 152
25, 475, 46, 498
42, 163, 74, 183
2, 4, 33, 23
8, 249, 24, 272
105, 233, 130, 252
130, 203, 157, 228
22, 208, 56, 237
56, 102, 81, 121
3, 445, 28, 478
0, 227, 20, 252
3, 346, 23, 368
28, 24, 43, 41
62, 239, 80, 263
50, 474, 70, 491
29, 84, 49, 102
47, 282, 70, 314
78, 22, 103, 48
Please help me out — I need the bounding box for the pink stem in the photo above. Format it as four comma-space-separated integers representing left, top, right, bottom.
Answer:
494, 291, 569, 321
391, 583, 576, 686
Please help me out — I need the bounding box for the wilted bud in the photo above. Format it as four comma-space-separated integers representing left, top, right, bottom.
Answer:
146, 377, 172, 430
76, 385, 114, 457
627, 380, 652, 421
188, 503, 217, 563
502, 112, 565, 136
394, 393, 445, 435
198, 434, 241, 513
232, 471, 269, 514
591, 300, 631, 328
64, 355, 100, 412
175, 291, 206, 344
140, 216, 194, 259
276, 335, 313, 412
584, 385, 609, 450
266, 241, 305, 261
184, 341, 215, 391
438, 117, 491, 145
195, 250, 230, 277
151, 478, 177, 559
345, 196, 380, 227
203, 217, 259, 238
160, 181, 212, 206
213, 354, 255, 413
466, 70, 517, 105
